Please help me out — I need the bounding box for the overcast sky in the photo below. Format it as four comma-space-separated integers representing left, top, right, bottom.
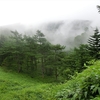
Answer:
0, 0, 100, 26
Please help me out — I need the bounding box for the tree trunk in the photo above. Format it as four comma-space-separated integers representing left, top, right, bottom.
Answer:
33, 57, 37, 70
30, 56, 34, 70
55, 68, 58, 80
41, 57, 45, 78
18, 66, 22, 73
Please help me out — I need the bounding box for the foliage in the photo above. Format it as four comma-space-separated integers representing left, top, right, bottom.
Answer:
88, 28, 100, 59
0, 29, 93, 81
56, 61, 100, 100
0, 28, 99, 100
63, 44, 91, 75
0, 60, 99, 100
0, 67, 58, 100
0, 30, 67, 80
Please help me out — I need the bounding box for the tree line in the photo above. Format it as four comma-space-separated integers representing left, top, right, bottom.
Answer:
0, 28, 100, 80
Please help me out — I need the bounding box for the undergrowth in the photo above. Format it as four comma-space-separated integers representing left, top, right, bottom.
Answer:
56, 61, 100, 100
0, 67, 59, 100
1, 61, 100, 100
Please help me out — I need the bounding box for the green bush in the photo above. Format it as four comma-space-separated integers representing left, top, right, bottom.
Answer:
56, 61, 100, 100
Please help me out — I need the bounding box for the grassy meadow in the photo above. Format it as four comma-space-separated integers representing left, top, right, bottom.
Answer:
1, 61, 100, 100
0, 67, 59, 100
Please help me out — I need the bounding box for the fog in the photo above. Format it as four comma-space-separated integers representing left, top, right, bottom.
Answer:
0, 19, 94, 50
0, 0, 100, 26
35, 20, 94, 48
0, 0, 100, 49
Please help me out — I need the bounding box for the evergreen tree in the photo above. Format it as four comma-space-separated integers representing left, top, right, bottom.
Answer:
88, 28, 100, 59
45, 44, 65, 80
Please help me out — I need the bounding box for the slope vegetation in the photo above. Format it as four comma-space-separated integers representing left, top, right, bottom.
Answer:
0, 61, 100, 100
0, 67, 59, 100
56, 61, 100, 100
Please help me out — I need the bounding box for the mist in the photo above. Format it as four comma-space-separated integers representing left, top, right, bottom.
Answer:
0, 0, 100, 49
0, 0, 100, 25
0, 19, 95, 50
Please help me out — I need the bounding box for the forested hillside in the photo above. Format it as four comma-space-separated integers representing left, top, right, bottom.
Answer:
0, 3, 100, 100
0, 59, 100, 100
0, 28, 97, 81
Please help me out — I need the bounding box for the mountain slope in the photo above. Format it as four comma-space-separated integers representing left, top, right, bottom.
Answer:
0, 61, 100, 100
0, 68, 53, 100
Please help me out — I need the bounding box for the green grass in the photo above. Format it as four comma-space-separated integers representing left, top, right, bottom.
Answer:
0, 67, 67, 100
0, 68, 51, 100
1, 61, 100, 100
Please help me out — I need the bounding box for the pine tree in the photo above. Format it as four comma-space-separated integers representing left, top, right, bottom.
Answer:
88, 28, 100, 59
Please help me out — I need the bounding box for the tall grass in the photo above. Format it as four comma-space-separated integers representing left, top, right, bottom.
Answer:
0, 67, 66, 100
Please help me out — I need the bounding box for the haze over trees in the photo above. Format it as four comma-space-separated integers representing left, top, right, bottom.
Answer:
0, 25, 99, 81
0, 3, 100, 100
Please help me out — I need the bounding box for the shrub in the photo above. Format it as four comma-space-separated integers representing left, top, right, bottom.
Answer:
56, 61, 100, 100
